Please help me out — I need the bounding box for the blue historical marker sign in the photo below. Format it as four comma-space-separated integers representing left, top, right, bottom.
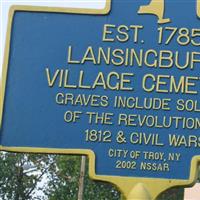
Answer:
1, 0, 200, 183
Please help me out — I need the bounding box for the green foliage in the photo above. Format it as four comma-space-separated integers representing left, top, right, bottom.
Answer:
46, 156, 120, 200
45, 155, 80, 200
0, 152, 186, 200
0, 152, 50, 200
157, 188, 184, 200
83, 179, 120, 200
83, 159, 120, 200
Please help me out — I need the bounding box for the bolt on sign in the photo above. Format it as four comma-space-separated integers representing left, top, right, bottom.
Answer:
0, 0, 200, 199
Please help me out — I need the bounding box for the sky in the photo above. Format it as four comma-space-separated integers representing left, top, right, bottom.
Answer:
0, 0, 106, 79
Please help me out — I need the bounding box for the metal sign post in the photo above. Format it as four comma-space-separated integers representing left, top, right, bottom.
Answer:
78, 156, 86, 200
122, 184, 152, 200
1, 1, 200, 199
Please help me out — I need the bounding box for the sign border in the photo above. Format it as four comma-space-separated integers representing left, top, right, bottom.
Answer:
0, 3, 200, 199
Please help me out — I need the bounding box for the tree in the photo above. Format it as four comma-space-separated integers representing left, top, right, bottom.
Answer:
45, 155, 81, 200
158, 188, 184, 200
46, 155, 120, 200
0, 152, 51, 200
0, 153, 187, 200
46, 155, 185, 200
